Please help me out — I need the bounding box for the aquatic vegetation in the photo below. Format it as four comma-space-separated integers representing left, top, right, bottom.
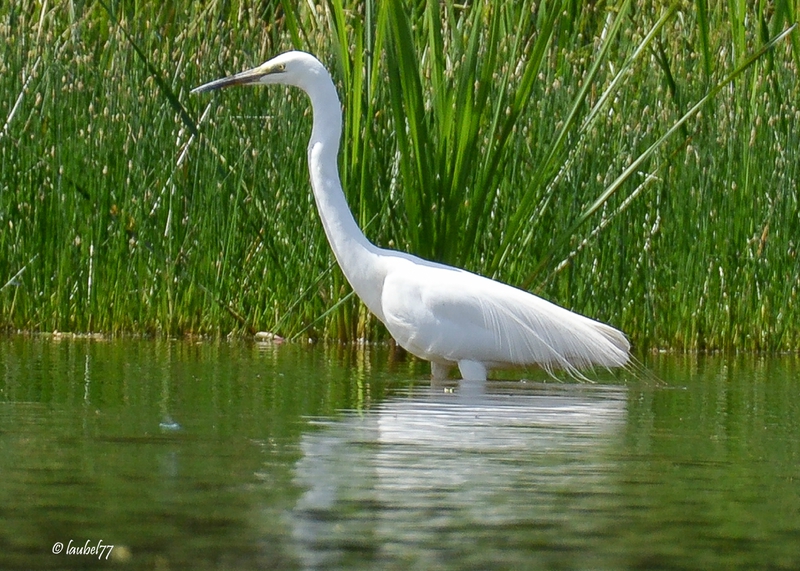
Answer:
0, 1, 797, 351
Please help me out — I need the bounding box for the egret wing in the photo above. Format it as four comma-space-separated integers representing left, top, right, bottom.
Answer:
381, 261, 629, 373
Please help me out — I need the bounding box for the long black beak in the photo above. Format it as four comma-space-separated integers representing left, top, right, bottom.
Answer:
191, 62, 285, 94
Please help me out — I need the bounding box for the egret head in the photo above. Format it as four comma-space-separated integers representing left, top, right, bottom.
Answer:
191, 51, 325, 94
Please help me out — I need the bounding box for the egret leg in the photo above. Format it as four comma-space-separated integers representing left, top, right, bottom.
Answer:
431, 362, 451, 380
457, 360, 487, 381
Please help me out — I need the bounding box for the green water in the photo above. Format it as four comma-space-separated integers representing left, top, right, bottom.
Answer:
0, 338, 798, 570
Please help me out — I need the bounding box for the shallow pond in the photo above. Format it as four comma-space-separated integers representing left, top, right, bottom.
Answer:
1, 337, 799, 570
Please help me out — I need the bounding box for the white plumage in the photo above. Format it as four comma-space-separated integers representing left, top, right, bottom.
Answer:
193, 51, 630, 382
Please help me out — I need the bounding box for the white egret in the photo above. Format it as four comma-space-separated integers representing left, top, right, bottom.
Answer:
193, 51, 630, 382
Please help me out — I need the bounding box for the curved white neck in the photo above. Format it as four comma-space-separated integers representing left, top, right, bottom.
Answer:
304, 76, 387, 321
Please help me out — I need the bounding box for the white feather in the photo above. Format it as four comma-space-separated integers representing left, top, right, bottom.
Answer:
194, 51, 631, 382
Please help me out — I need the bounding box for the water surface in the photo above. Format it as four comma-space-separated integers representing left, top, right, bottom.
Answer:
1, 337, 798, 570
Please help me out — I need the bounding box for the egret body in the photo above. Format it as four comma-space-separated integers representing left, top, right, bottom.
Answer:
193, 51, 630, 382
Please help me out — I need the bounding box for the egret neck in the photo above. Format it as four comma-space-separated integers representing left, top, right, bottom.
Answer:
305, 73, 387, 322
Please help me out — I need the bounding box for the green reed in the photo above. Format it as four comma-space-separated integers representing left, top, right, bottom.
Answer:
0, 0, 798, 351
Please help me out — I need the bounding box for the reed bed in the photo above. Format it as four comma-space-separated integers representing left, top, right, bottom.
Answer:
1, 0, 798, 352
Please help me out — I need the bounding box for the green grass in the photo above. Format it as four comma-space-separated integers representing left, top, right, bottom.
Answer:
1, 0, 798, 352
